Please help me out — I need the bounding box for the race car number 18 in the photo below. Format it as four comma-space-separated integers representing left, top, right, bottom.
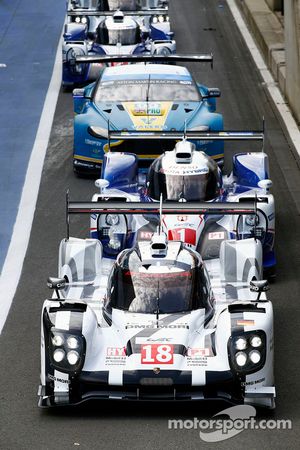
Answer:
141, 344, 174, 364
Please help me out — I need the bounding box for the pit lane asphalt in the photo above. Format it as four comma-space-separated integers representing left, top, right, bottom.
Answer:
1, 1, 300, 449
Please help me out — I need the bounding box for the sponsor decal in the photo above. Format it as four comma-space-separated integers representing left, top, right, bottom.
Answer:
123, 101, 172, 131
85, 138, 103, 147
241, 377, 265, 387
105, 347, 126, 366
141, 344, 174, 364
236, 319, 255, 326
139, 231, 153, 240
168, 228, 196, 245
186, 347, 210, 367
177, 215, 188, 222
48, 374, 70, 384
187, 348, 210, 357
133, 102, 163, 116
208, 232, 225, 240
136, 337, 173, 344
163, 166, 209, 176
106, 347, 126, 357
126, 323, 189, 329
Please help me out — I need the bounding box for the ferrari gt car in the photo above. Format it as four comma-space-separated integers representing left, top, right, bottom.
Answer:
38, 200, 275, 408
72, 54, 223, 175
64, 2, 173, 86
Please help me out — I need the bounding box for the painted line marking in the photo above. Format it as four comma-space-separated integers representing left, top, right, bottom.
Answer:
0, 33, 63, 334
227, 0, 300, 158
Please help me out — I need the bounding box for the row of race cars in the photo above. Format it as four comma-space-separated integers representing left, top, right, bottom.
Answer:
38, 0, 276, 408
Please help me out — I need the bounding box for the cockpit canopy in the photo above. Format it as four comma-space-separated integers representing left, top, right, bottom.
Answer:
147, 145, 221, 201
72, 0, 138, 9
98, 0, 138, 10
96, 15, 141, 45
106, 243, 212, 314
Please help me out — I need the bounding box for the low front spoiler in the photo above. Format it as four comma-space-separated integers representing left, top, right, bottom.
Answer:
38, 384, 275, 409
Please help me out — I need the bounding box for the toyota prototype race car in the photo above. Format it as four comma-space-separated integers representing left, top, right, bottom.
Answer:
38, 199, 275, 408
72, 54, 223, 175
89, 130, 276, 278
64, 3, 174, 86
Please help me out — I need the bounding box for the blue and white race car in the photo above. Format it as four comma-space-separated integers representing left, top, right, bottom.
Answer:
64, 3, 173, 86
89, 131, 276, 278
72, 54, 223, 175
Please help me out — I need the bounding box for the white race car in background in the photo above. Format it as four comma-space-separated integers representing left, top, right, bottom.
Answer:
38, 200, 275, 408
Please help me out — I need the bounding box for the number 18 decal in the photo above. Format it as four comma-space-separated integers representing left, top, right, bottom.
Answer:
141, 344, 174, 364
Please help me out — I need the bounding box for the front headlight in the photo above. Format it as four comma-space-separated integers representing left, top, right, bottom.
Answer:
152, 16, 158, 24
81, 16, 87, 24
75, 16, 81, 23
245, 214, 259, 227
49, 330, 86, 373
105, 214, 120, 226
228, 330, 266, 374
158, 15, 165, 23
237, 210, 268, 243
98, 213, 127, 256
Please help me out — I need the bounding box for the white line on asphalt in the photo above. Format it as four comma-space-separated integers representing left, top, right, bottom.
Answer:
0, 34, 63, 334
227, 0, 300, 158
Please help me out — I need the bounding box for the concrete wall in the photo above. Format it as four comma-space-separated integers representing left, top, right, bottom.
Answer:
284, 0, 300, 123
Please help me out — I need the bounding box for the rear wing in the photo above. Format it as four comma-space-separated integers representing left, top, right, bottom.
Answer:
107, 130, 264, 141
75, 53, 213, 67
67, 9, 168, 16
66, 192, 260, 238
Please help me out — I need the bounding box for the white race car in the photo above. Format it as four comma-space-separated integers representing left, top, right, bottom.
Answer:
38, 200, 275, 408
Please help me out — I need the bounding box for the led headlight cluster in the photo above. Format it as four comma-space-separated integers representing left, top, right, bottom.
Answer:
245, 214, 259, 227
74, 16, 88, 24
237, 210, 268, 244
228, 330, 266, 374
49, 330, 86, 373
152, 15, 169, 24
98, 213, 127, 255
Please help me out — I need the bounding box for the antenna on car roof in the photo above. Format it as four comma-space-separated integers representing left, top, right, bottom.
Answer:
107, 120, 111, 152
159, 193, 163, 234
262, 116, 265, 152
254, 192, 258, 242
183, 120, 187, 140
66, 190, 70, 241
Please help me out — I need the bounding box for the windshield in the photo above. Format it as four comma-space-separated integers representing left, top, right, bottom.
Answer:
72, 0, 99, 8
73, 0, 137, 9
98, 27, 139, 45
148, 169, 219, 201
107, 248, 209, 313
95, 78, 200, 102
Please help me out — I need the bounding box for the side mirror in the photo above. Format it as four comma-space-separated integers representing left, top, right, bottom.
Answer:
250, 279, 269, 301
258, 179, 273, 193
95, 179, 110, 192
202, 88, 221, 99
47, 277, 66, 300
